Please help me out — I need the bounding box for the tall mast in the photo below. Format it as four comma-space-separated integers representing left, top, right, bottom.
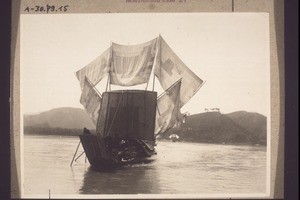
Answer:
152, 74, 155, 91
145, 36, 160, 91
105, 76, 110, 92
106, 42, 113, 92
145, 77, 150, 91
153, 35, 161, 92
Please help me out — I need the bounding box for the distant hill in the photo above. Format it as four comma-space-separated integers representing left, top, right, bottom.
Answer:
24, 107, 266, 145
24, 107, 95, 129
161, 111, 267, 145
226, 111, 267, 143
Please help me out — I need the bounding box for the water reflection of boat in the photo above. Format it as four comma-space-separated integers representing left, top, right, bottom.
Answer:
80, 164, 160, 194
74, 36, 204, 169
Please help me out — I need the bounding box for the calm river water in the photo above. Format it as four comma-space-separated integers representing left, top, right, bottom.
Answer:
23, 135, 267, 198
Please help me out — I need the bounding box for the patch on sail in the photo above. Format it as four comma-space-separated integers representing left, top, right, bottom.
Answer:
76, 47, 111, 89
155, 80, 182, 135
80, 77, 102, 125
154, 36, 203, 107
110, 38, 158, 86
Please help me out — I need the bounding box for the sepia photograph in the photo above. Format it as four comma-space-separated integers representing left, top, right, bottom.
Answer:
19, 12, 272, 199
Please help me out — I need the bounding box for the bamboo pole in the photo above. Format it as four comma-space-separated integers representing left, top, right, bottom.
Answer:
156, 103, 161, 116
70, 141, 81, 166
86, 77, 102, 98
75, 151, 85, 162
157, 78, 182, 99
152, 74, 155, 91
145, 77, 150, 90
105, 75, 110, 92
108, 42, 113, 91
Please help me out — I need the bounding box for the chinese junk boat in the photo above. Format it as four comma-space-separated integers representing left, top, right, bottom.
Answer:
75, 36, 204, 168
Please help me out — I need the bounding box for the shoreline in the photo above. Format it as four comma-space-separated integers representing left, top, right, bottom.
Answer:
24, 132, 266, 147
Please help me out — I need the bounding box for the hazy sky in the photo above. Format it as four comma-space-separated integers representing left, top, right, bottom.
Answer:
21, 13, 270, 116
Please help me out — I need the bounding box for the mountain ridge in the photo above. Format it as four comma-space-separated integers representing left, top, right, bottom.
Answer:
24, 107, 267, 145
160, 111, 266, 145
24, 107, 95, 129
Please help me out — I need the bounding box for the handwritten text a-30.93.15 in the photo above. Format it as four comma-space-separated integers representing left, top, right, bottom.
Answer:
24, 5, 69, 13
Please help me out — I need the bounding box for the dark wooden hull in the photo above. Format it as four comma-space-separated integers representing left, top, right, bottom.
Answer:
79, 90, 157, 169
79, 134, 156, 169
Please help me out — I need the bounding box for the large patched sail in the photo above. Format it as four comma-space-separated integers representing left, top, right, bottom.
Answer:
110, 38, 158, 86
154, 36, 203, 107
76, 36, 204, 135
80, 77, 102, 125
76, 47, 111, 89
155, 79, 182, 135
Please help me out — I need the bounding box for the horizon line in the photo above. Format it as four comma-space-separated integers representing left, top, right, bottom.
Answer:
23, 106, 267, 117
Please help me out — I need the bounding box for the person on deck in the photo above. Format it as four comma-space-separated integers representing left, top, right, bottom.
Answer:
83, 127, 91, 135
